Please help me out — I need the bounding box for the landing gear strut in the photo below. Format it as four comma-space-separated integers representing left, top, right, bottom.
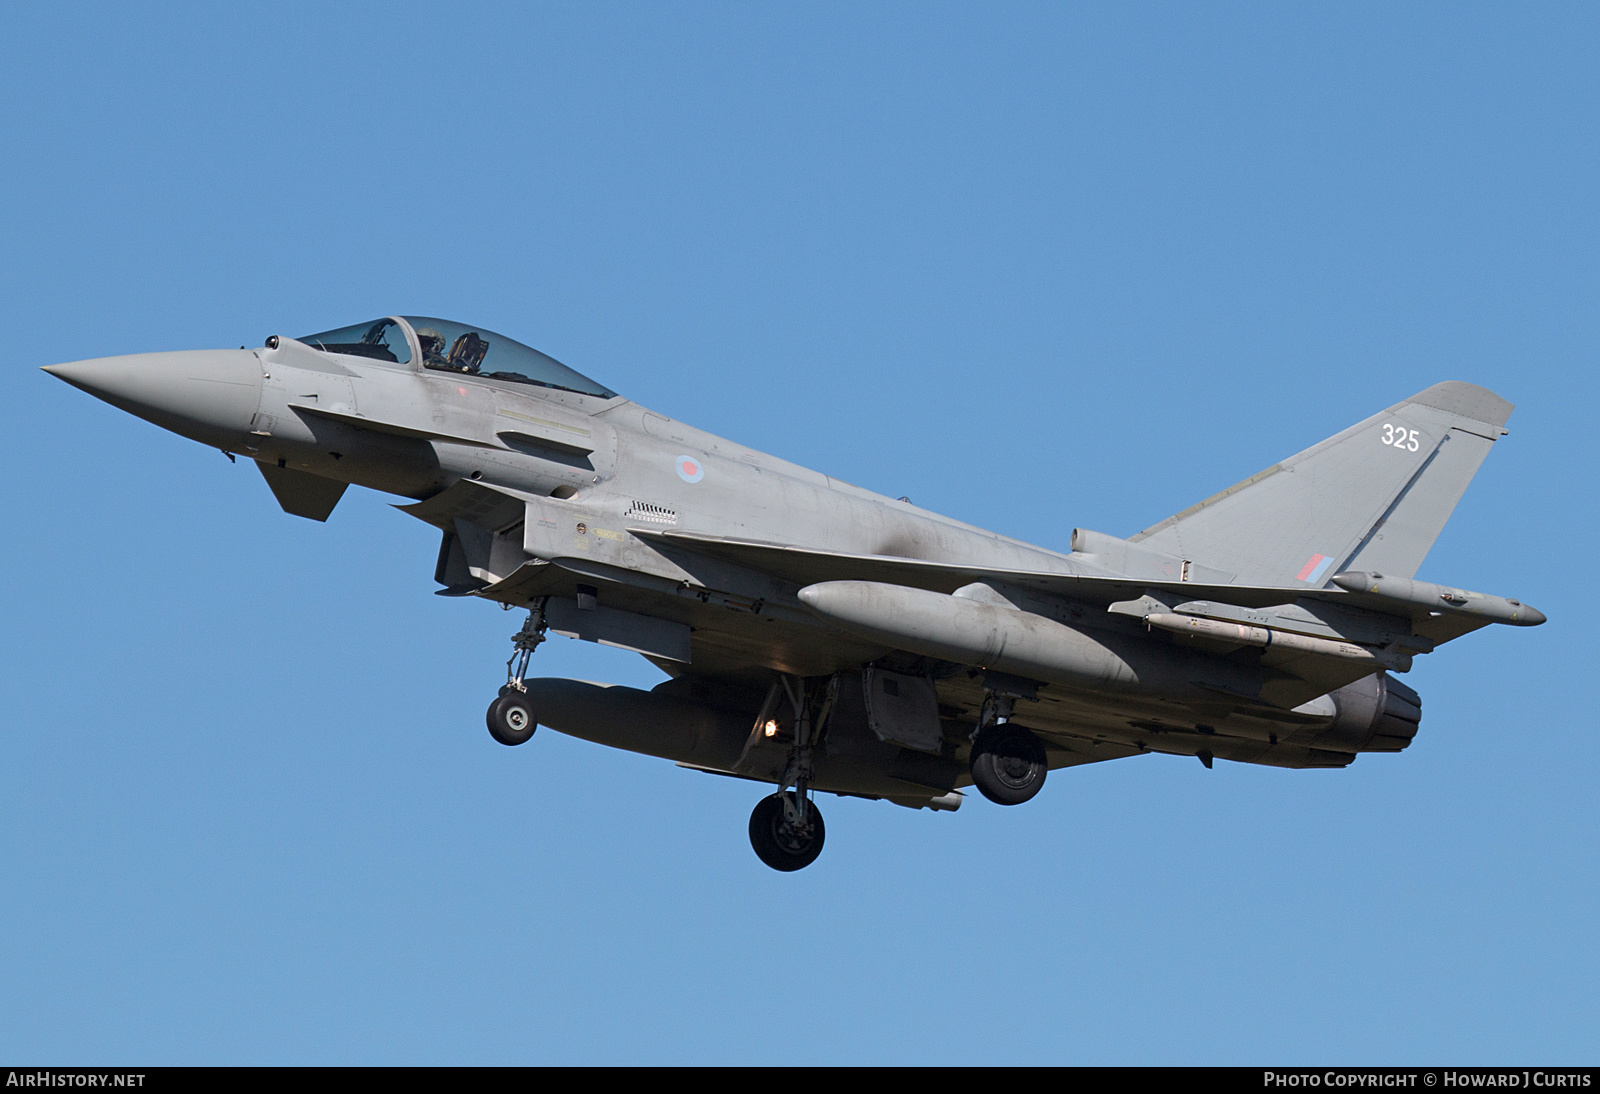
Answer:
969, 690, 1048, 805
486, 599, 548, 746
745, 674, 835, 871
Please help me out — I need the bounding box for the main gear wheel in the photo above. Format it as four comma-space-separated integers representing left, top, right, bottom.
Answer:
969, 723, 1047, 805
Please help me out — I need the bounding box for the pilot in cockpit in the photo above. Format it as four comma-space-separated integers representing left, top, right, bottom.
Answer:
416, 327, 451, 371
417, 326, 491, 375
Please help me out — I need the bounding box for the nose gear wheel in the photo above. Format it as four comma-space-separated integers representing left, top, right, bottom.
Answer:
487, 689, 536, 746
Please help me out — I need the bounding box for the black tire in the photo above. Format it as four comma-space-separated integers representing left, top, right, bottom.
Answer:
487, 690, 537, 746
970, 724, 1048, 805
748, 794, 826, 872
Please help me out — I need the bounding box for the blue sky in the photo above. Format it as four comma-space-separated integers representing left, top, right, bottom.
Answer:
1, 2, 1595, 1063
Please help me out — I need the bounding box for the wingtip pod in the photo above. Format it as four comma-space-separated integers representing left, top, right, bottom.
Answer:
1331, 571, 1545, 626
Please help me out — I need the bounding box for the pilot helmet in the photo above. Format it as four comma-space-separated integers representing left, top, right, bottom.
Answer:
415, 327, 446, 361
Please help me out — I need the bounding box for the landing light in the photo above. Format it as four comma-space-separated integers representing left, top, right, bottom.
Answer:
763, 720, 779, 738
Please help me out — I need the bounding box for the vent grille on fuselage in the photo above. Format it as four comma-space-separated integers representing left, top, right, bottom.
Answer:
624, 500, 678, 525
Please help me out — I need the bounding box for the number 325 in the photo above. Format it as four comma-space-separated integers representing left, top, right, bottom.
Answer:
1381, 423, 1420, 451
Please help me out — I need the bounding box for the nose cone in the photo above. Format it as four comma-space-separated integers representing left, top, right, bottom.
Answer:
44, 349, 263, 447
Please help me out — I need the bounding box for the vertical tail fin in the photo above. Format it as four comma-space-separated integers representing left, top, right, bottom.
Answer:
1129, 382, 1513, 586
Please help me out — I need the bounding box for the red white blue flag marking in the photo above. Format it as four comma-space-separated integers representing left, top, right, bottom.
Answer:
1296, 553, 1334, 584
675, 455, 705, 484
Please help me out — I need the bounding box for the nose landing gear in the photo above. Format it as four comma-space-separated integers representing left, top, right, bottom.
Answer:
487, 599, 548, 746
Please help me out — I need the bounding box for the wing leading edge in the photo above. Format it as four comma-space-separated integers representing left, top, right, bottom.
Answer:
628, 528, 1540, 640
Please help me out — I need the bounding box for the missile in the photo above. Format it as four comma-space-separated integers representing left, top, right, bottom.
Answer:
1141, 612, 1411, 672
1330, 571, 1546, 626
796, 580, 1265, 701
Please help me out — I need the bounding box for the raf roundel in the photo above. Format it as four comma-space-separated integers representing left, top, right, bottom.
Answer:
675, 455, 705, 484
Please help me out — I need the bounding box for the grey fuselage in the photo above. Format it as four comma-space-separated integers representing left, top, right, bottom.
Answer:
45, 322, 1537, 804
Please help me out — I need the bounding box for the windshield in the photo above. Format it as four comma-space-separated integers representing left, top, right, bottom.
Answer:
298, 317, 412, 364
404, 316, 616, 398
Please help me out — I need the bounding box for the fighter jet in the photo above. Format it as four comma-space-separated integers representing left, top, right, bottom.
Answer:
42, 316, 1545, 870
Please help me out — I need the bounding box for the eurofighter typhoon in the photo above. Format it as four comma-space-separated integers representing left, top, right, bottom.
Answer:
43, 317, 1544, 870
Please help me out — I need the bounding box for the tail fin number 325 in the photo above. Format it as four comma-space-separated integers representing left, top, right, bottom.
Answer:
1381, 423, 1420, 452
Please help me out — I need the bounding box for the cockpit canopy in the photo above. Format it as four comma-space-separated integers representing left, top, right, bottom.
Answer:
296, 316, 617, 399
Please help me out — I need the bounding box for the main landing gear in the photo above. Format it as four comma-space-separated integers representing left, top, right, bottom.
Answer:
487, 600, 548, 746
744, 674, 834, 872
969, 690, 1048, 805
749, 794, 826, 872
